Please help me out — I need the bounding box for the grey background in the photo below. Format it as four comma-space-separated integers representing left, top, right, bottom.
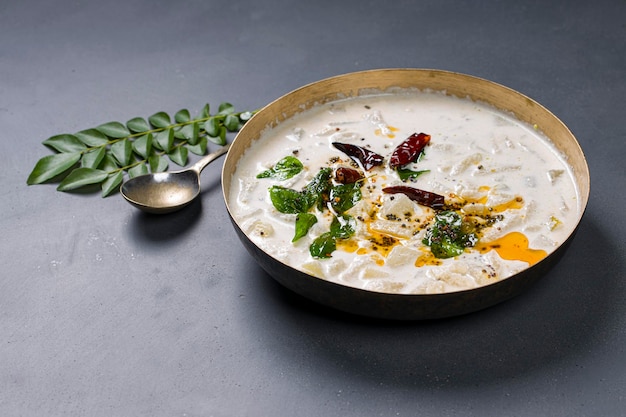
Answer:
1, 0, 625, 416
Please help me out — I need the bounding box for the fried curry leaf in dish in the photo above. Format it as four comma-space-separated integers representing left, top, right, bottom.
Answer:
310, 215, 356, 259
268, 168, 332, 214
329, 214, 356, 239
256, 155, 304, 180
302, 168, 333, 211
293, 213, 318, 242
329, 182, 362, 213
268, 186, 312, 214
310, 232, 336, 259
396, 167, 429, 182
265, 165, 362, 257
422, 211, 479, 259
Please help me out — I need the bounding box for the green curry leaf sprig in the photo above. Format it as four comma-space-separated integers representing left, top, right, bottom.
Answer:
27, 103, 255, 197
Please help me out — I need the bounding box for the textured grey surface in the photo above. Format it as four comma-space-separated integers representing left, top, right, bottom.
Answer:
1, 0, 625, 416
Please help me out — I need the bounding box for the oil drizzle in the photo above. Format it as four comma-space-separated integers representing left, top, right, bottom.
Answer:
415, 249, 442, 267
490, 197, 524, 214
477, 231, 546, 266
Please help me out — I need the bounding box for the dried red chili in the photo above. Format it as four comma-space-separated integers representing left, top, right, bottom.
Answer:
389, 132, 431, 168
334, 167, 363, 184
332, 142, 384, 171
382, 185, 445, 209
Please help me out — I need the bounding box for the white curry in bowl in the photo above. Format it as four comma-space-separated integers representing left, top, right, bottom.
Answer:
222, 69, 589, 319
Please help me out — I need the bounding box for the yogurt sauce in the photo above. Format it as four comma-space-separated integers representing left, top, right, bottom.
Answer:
229, 90, 580, 294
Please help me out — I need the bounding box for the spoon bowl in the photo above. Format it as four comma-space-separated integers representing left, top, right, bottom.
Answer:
121, 144, 230, 214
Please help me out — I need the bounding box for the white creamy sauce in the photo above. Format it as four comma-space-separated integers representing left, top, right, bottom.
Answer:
229, 90, 580, 294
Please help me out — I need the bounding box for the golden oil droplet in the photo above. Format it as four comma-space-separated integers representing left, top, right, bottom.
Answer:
477, 232, 547, 265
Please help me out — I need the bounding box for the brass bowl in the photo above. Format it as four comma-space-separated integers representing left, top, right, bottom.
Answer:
222, 68, 590, 320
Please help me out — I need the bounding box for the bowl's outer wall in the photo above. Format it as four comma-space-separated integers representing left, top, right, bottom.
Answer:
221, 69, 590, 320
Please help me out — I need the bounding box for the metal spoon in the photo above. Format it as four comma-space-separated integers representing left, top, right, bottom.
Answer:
120, 144, 230, 214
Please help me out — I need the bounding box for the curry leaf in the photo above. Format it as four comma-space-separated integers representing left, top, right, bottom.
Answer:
155, 128, 174, 152
308, 215, 356, 259
126, 117, 151, 133
397, 168, 430, 182
175, 124, 194, 141
149, 111, 170, 128
175, 109, 191, 123
81, 147, 106, 169
200, 103, 210, 118
132, 133, 153, 159
149, 155, 168, 173
168, 146, 188, 166
43, 134, 86, 153
129, 164, 148, 178
99, 154, 119, 171
293, 213, 317, 242
188, 136, 207, 156
224, 114, 240, 132
57, 168, 108, 191
27, 102, 255, 197
27, 152, 81, 185
188, 121, 200, 145
75, 129, 109, 147
208, 125, 227, 145
256, 156, 303, 180
205, 118, 220, 137
111, 138, 133, 166
310, 232, 336, 259
329, 182, 362, 213
422, 210, 478, 259
329, 214, 356, 239
303, 167, 332, 211
96, 121, 130, 138
269, 186, 310, 214
218, 102, 235, 115
101, 171, 124, 197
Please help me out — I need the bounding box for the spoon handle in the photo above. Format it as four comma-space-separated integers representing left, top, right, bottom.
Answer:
191, 144, 231, 174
